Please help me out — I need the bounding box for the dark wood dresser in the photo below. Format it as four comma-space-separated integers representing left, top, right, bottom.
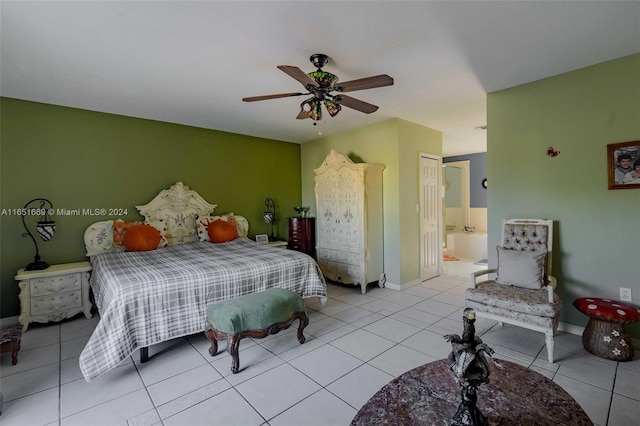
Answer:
288, 217, 316, 259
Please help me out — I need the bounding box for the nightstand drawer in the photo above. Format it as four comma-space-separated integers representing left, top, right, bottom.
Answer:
30, 291, 82, 316
30, 273, 82, 296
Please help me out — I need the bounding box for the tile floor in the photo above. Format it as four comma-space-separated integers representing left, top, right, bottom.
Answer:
1, 267, 638, 425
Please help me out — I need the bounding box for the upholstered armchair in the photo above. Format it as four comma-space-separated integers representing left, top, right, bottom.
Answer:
465, 219, 560, 363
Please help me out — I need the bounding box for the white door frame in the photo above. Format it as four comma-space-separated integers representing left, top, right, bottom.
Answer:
443, 160, 471, 230
419, 153, 442, 281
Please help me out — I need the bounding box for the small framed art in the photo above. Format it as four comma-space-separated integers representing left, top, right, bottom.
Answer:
608, 140, 640, 190
255, 234, 269, 244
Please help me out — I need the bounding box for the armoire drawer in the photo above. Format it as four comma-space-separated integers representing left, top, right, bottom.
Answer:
318, 259, 361, 284
318, 248, 360, 266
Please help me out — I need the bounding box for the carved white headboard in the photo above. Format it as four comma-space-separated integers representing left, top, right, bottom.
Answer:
84, 182, 249, 256
136, 181, 217, 246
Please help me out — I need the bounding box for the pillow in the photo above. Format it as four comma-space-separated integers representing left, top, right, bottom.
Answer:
145, 219, 168, 248
113, 220, 141, 250
208, 219, 238, 243
124, 223, 162, 252
495, 246, 547, 289
197, 213, 236, 242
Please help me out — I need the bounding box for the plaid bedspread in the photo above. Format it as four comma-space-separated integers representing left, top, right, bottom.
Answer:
79, 238, 327, 381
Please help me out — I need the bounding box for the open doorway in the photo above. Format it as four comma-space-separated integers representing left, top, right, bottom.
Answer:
442, 156, 488, 278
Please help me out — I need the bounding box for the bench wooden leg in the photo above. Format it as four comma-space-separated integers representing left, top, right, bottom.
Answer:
297, 312, 309, 344
227, 335, 241, 374
204, 326, 226, 356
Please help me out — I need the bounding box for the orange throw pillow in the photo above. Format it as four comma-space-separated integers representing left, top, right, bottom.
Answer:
124, 223, 162, 252
208, 219, 238, 243
113, 220, 141, 249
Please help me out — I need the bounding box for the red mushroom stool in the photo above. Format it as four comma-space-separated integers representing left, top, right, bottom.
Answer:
573, 298, 640, 361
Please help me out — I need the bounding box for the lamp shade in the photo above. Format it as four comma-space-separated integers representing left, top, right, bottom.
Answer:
324, 99, 341, 117
301, 97, 324, 121
36, 221, 56, 241
263, 197, 276, 240
21, 198, 55, 270
263, 211, 274, 224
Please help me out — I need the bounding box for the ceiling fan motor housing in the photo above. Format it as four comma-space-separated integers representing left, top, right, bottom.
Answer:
310, 53, 329, 70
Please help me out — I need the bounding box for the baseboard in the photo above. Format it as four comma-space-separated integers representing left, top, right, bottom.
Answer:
384, 279, 421, 292
384, 281, 402, 291
558, 321, 584, 336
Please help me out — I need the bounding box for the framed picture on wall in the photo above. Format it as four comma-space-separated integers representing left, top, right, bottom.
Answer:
608, 140, 640, 190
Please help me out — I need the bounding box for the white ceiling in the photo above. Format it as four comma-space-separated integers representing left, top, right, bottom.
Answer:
2, 1, 639, 156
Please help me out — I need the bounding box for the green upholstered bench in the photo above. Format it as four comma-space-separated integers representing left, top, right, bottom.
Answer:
204, 288, 309, 373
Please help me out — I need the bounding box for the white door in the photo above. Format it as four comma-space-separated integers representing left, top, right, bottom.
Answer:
420, 155, 441, 280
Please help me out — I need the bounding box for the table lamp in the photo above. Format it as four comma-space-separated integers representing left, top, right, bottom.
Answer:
21, 198, 56, 270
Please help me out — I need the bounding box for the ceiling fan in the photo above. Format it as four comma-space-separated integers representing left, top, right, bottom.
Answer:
242, 54, 394, 121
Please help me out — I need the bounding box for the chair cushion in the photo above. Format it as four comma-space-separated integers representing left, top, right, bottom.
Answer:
0, 324, 22, 345
495, 246, 547, 289
466, 299, 559, 330
466, 281, 560, 318
206, 289, 305, 335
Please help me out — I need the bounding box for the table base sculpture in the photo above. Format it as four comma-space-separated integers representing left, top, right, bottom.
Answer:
444, 308, 494, 426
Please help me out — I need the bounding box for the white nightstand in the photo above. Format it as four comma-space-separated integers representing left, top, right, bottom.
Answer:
16, 261, 93, 332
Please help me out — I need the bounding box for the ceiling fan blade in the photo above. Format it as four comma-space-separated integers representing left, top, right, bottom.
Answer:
335, 94, 379, 114
296, 110, 309, 120
277, 65, 317, 89
336, 74, 394, 92
242, 92, 305, 102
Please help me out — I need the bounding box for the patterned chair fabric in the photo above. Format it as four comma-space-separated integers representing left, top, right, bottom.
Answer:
502, 223, 552, 274
465, 218, 559, 363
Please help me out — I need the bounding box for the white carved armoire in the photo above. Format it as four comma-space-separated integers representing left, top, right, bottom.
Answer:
314, 150, 385, 294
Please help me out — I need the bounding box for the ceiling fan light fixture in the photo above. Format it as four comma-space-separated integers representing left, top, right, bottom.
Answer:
311, 101, 322, 121
301, 97, 314, 114
245, 53, 393, 121
324, 99, 341, 117
307, 71, 338, 88
300, 97, 323, 121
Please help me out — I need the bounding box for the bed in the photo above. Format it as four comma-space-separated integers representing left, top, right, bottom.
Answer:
79, 182, 327, 382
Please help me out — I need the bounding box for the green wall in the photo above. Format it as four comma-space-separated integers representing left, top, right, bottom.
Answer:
300, 118, 442, 287
398, 121, 443, 283
0, 98, 302, 318
487, 53, 640, 337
